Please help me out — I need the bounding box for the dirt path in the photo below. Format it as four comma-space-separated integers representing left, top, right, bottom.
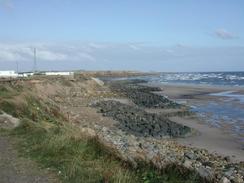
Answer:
0, 135, 59, 183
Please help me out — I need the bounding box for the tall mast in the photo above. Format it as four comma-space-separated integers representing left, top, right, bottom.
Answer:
33, 48, 37, 73
16, 61, 19, 73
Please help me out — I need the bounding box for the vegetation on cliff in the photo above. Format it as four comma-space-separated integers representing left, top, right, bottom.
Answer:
0, 78, 205, 183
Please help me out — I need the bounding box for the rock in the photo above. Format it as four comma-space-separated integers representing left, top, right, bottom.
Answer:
183, 159, 193, 169
108, 80, 181, 109
225, 168, 235, 177
202, 161, 214, 167
184, 151, 197, 160
92, 100, 191, 138
197, 167, 213, 180
224, 156, 231, 162
0, 112, 20, 129
233, 176, 244, 183
220, 177, 231, 183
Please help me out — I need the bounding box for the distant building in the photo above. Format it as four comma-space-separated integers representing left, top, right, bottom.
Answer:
18, 72, 34, 78
45, 71, 74, 76
0, 70, 18, 78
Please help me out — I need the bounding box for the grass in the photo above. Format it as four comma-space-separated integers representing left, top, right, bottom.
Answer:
0, 83, 25, 116
0, 100, 18, 117
0, 84, 22, 98
0, 85, 11, 98
12, 119, 137, 183
1, 83, 204, 183
11, 119, 203, 183
4, 96, 138, 183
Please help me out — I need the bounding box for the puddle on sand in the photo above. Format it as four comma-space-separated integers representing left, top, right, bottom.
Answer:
189, 91, 244, 143
209, 91, 244, 104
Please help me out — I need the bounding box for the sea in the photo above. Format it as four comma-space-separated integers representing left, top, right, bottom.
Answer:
134, 72, 244, 142
139, 72, 244, 87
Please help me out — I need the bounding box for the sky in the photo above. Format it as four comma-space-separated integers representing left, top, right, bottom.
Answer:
0, 0, 244, 72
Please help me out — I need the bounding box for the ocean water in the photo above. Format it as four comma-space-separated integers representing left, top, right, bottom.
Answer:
140, 72, 244, 87
135, 72, 244, 142
209, 91, 244, 103
191, 100, 244, 141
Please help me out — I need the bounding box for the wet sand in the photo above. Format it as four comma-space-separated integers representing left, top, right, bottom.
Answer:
148, 83, 243, 99
147, 83, 244, 162
172, 116, 244, 162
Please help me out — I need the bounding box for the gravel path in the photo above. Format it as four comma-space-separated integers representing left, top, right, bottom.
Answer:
0, 135, 59, 183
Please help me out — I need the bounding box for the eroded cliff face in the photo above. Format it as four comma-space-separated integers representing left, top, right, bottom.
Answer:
1, 75, 243, 183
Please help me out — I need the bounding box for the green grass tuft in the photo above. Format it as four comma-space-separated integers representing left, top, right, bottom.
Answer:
0, 100, 18, 117
0, 85, 22, 98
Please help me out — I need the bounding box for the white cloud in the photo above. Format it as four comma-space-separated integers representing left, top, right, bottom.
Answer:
0, 42, 243, 72
76, 52, 96, 62
164, 49, 174, 54
129, 44, 140, 50
0, 50, 21, 61
89, 42, 109, 49
37, 50, 68, 61
0, 44, 30, 61
0, 43, 96, 62
214, 29, 238, 40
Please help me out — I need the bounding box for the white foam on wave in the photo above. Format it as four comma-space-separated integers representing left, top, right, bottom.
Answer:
153, 72, 244, 87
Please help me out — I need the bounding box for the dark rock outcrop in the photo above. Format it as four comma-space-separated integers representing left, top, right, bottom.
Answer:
108, 80, 181, 108
93, 100, 191, 138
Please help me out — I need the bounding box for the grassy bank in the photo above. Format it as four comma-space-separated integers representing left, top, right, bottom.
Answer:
11, 119, 137, 183
10, 120, 202, 183
0, 83, 203, 183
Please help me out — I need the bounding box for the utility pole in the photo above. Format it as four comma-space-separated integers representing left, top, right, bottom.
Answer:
33, 48, 37, 73
16, 61, 19, 74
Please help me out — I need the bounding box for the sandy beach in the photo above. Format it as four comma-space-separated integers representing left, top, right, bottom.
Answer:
146, 83, 244, 162
148, 83, 244, 99
173, 116, 244, 162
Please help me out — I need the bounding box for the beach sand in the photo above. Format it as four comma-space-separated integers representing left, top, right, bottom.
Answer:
173, 116, 244, 162
147, 83, 244, 162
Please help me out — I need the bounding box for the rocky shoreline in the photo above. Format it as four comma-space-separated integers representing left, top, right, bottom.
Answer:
88, 79, 244, 183
1, 74, 243, 182
92, 124, 244, 183
108, 79, 181, 108
92, 100, 191, 138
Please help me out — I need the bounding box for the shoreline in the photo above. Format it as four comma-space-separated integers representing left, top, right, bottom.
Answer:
145, 82, 244, 97
148, 81, 244, 89
144, 82, 244, 162
173, 116, 244, 162
1, 74, 244, 182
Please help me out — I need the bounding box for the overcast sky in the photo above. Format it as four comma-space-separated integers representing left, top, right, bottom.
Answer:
0, 0, 244, 72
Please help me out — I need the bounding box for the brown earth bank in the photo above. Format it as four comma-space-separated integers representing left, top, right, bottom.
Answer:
75, 70, 160, 78
0, 73, 243, 183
